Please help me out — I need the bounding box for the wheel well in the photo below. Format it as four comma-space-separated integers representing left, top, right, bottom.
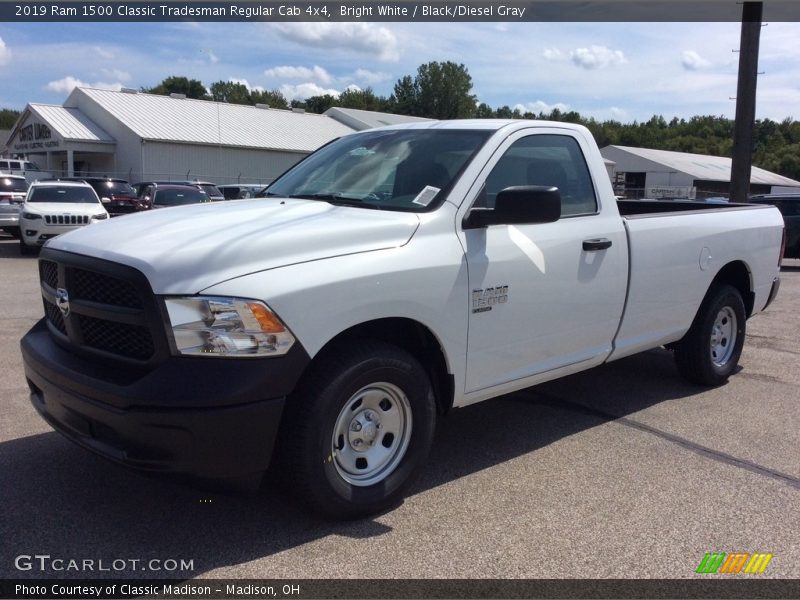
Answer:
712, 261, 754, 317
313, 318, 454, 414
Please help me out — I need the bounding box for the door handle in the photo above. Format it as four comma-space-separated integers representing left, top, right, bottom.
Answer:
582, 238, 613, 251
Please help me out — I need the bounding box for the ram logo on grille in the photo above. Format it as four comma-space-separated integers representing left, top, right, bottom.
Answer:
55, 288, 70, 318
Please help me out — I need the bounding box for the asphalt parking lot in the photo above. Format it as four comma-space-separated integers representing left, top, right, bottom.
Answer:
0, 231, 798, 582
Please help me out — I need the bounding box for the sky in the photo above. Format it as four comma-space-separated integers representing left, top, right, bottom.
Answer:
0, 19, 798, 123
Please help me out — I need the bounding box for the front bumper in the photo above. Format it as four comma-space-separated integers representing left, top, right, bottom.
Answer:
21, 318, 310, 481
0, 211, 19, 227
21, 221, 85, 245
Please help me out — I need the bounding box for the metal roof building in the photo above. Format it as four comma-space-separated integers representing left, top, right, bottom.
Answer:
601, 144, 800, 199
323, 106, 431, 131
5, 87, 361, 185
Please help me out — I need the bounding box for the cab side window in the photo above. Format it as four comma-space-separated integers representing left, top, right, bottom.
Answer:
477, 134, 598, 217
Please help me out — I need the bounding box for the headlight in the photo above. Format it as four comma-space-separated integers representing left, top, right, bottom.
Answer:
92, 213, 109, 220
164, 296, 295, 357
22, 211, 41, 220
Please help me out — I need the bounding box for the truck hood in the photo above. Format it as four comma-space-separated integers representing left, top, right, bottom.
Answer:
48, 198, 420, 293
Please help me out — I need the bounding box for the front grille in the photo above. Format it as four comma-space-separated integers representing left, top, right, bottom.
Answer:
44, 214, 89, 225
79, 315, 154, 360
39, 260, 58, 289
38, 250, 163, 364
43, 300, 66, 335
71, 268, 142, 308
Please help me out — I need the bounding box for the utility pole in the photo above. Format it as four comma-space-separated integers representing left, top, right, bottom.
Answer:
730, 1, 763, 203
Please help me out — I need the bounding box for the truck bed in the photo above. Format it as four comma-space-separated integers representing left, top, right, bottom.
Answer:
610, 201, 783, 362
616, 199, 762, 217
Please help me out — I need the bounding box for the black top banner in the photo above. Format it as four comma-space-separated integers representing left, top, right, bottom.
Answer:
3, 0, 800, 22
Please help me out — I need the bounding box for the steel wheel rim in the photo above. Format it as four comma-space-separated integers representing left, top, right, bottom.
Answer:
710, 306, 737, 367
331, 382, 413, 487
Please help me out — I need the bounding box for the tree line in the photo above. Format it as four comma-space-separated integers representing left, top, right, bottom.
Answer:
3, 63, 798, 182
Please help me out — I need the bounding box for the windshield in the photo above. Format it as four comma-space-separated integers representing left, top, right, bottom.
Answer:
0, 178, 28, 192
91, 180, 135, 196
155, 188, 208, 206
28, 186, 99, 204
198, 184, 223, 198
266, 129, 491, 212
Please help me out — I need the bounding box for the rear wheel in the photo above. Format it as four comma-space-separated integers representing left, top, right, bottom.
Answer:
674, 284, 746, 386
278, 341, 436, 519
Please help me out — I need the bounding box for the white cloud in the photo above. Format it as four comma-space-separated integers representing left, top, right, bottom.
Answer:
681, 50, 712, 71
279, 82, 341, 101
0, 36, 10, 66
264, 65, 333, 85
569, 45, 627, 70
542, 47, 564, 61
46, 76, 124, 94
609, 107, 629, 121
352, 68, 390, 85
100, 68, 131, 82
201, 48, 219, 64
93, 46, 114, 60
514, 100, 570, 114
270, 23, 400, 61
229, 78, 264, 92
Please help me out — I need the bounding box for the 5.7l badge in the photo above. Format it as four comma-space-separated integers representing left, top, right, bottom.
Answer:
472, 286, 509, 313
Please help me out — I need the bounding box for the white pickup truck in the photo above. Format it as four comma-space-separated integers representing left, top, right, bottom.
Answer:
21, 120, 784, 518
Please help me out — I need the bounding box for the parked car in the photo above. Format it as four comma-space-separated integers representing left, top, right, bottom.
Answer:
188, 181, 224, 202
0, 158, 52, 183
20, 120, 783, 518
19, 181, 109, 254
133, 181, 224, 202
150, 184, 210, 208
59, 177, 147, 216
0, 175, 28, 237
749, 193, 799, 258
217, 184, 268, 200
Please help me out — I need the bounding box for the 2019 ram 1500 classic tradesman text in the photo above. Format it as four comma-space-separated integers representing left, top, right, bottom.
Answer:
21, 121, 784, 518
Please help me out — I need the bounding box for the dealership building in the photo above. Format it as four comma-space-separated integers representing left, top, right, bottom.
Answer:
601, 145, 800, 199
7, 89, 799, 196
4, 87, 428, 185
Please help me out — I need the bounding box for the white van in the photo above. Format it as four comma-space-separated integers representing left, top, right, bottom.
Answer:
0, 158, 52, 183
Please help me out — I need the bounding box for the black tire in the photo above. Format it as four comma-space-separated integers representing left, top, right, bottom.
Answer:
277, 340, 436, 519
674, 284, 746, 386
19, 239, 35, 256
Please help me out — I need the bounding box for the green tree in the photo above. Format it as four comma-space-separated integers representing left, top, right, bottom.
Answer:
390, 75, 418, 116
143, 76, 209, 100
301, 94, 337, 114
209, 81, 251, 105
337, 87, 389, 112
474, 102, 494, 118
0, 108, 21, 129
249, 89, 289, 110
413, 61, 477, 119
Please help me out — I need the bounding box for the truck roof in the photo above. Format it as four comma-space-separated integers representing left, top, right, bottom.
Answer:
367, 119, 588, 133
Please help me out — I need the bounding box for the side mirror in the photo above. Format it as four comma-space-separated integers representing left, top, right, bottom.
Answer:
101, 196, 111, 203
463, 185, 561, 229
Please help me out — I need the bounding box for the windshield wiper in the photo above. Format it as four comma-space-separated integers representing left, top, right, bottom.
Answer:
288, 193, 380, 209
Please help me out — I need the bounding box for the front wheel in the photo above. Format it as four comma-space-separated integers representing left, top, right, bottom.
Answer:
674, 284, 746, 386
278, 341, 436, 519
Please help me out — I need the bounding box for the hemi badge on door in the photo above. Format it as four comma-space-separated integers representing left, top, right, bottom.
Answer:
472, 286, 509, 313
